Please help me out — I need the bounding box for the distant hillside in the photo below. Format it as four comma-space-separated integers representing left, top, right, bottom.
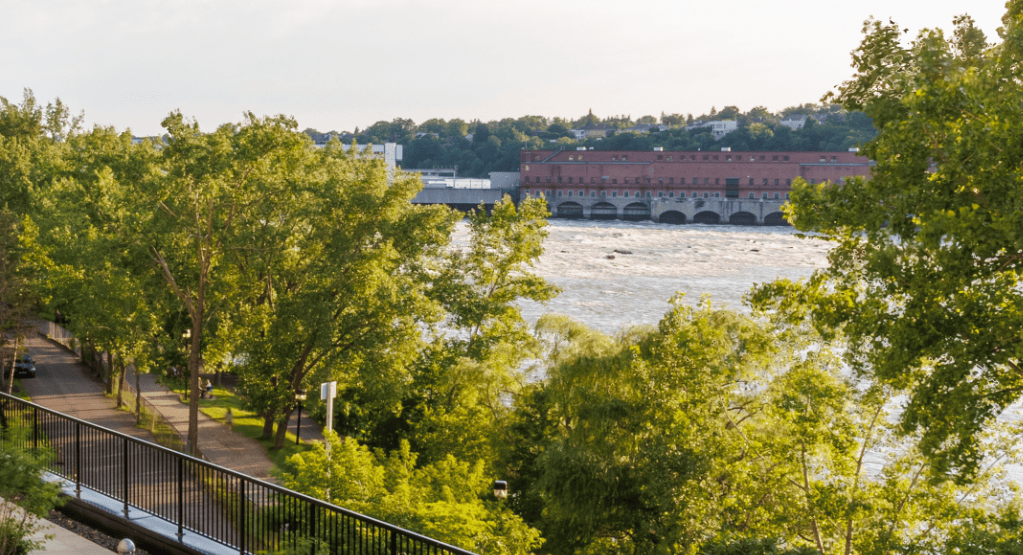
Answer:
305, 105, 878, 178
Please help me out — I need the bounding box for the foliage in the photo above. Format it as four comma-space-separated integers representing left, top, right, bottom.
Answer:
749, 4, 1023, 480
276, 433, 542, 555
0, 433, 65, 555
501, 302, 1023, 555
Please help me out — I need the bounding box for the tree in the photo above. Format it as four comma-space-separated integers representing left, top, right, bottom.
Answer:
750, 6, 1023, 480
231, 136, 458, 449
0, 210, 34, 395
276, 434, 543, 555
135, 112, 295, 454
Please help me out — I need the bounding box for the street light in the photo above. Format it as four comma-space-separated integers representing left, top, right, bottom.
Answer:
493, 480, 508, 499
294, 388, 307, 445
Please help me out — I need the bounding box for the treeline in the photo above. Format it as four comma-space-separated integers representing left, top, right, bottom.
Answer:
309, 104, 877, 178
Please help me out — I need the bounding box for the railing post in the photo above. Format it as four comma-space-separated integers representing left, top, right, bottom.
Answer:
238, 479, 246, 555
74, 422, 81, 497
389, 529, 397, 555
308, 503, 315, 555
123, 437, 130, 518
32, 406, 38, 451
177, 457, 184, 541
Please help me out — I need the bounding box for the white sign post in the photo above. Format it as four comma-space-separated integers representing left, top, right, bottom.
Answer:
320, 381, 337, 499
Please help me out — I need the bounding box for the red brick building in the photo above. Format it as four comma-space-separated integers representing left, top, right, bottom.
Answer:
519, 149, 872, 201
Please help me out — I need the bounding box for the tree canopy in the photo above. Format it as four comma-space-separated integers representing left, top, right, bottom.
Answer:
751, 5, 1023, 481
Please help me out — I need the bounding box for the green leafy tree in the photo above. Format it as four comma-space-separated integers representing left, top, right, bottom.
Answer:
276, 433, 543, 555
751, 6, 1023, 479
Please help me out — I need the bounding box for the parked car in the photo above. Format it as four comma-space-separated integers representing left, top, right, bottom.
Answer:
4, 355, 36, 379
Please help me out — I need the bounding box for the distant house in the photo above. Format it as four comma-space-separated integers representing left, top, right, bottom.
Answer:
570, 123, 616, 140
684, 120, 738, 140
779, 115, 808, 130
623, 123, 668, 134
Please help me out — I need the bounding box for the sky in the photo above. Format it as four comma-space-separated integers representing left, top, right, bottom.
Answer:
1, 0, 1008, 137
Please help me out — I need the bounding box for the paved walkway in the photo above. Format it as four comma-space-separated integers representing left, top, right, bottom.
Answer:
23, 330, 326, 484
26, 517, 117, 554
131, 373, 276, 480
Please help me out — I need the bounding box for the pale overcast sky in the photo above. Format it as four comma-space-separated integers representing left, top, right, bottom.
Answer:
0, 0, 1008, 136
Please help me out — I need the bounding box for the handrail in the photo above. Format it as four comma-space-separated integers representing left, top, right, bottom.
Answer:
0, 392, 478, 555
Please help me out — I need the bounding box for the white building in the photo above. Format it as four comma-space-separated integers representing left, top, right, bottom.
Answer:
779, 115, 808, 130
684, 120, 738, 140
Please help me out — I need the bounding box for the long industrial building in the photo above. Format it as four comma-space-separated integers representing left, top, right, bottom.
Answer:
519, 148, 873, 224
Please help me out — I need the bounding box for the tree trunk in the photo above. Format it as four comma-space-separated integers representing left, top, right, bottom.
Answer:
135, 364, 142, 425
188, 323, 202, 457
115, 352, 125, 408
273, 406, 295, 450
105, 351, 113, 394
262, 413, 275, 440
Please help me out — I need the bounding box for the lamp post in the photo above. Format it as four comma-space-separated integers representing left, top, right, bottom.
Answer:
493, 480, 508, 499
294, 388, 307, 445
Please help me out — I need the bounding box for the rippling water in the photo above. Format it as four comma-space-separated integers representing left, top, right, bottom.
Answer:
453, 218, 831, 333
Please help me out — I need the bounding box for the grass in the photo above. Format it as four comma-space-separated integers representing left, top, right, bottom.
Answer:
160, 377, 314, 469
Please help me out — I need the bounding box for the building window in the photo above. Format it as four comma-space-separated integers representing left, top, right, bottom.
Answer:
749, 178, 754, 186
567, 191, 572, 197
622, 156, 628, 161
546, 177, 551, 183
726, 155, 732, 161
579, 190, 584, 196
774, 192, 780, 199
704, 178, 709, 184
624, 191, 630, 198
590, 191, 596, 197
703, 192, 709, 198
759, 156, 765, 161
535, 177, 540, 183
748, 192, 755, 198
558, 177, 563, 183
750, 157, 755, 162
668, 177, 674, 184
600, 191, 606, 196
578, 155, 583, 161
713, 155, 719, 160
646, 191, 651, 197
772, 156, 778, 161
831, 156, 837, 162
659, 178, 664, 184
657, 155, 663, 160
669, 192, 674, 197
763, 178, 768, 185
810, 179, 816, 184
703, 155, 709, 160
612, 191, 618, 197
692, 191, 698, 198
658, 191, 664, 197
523, 189, 529, 195
667, 156, 672, 161
625, 178, 630, 184
567, 177, 572, 184
568, 156, 573, 161
525, 165, 530, 171
713, 192, 720, 198
715, 178, 720, 185
762, 193, 768, 199
557, 191, 563, 197
613, 156, 617, 161
690, 155, 696, 160
783, 156, 789, 161
820, 157, 826, 162
786, 179, 792, 185
612, 179, 617, 184
786, 193, 790, 199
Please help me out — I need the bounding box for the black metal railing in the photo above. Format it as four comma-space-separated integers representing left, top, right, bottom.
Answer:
0, 393, 477, 555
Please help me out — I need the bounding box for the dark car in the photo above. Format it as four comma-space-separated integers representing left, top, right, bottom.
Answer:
4, 355, 36, 379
